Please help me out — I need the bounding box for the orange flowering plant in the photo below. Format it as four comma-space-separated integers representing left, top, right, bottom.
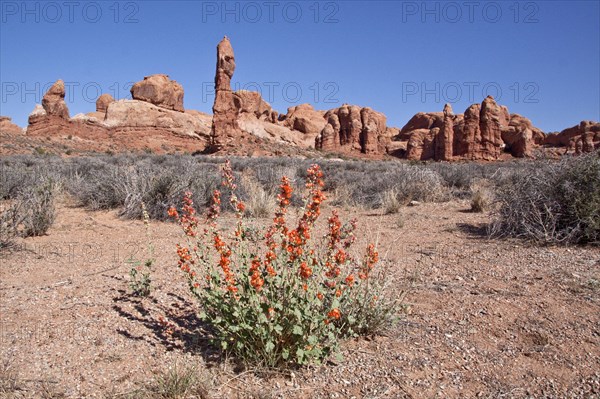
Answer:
169, 160, 397, 367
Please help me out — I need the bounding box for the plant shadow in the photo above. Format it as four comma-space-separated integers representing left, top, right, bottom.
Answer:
112, 289, 222, 365
456, 222, 489, 239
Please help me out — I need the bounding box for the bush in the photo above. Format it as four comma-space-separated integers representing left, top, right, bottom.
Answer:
381, 189, 402, 214
470, 179, 494, 213
0, 167, 59, 247
489, 152, 600, 244
169, 161, 398, 368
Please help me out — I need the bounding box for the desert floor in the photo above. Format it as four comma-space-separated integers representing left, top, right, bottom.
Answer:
1, 199, 599, 398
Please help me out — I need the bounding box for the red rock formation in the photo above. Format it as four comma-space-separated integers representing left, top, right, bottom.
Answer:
0, 116, 23, 135
42, 80, 69, 119
501, 114, 545, 158
478, 96, 506, 160
436, 104, 454, 161
210, 37, 244, 151
130, 74, 184, 112
402, 96, 544, 161
544, 121, 600, 154
282, 104, 327, 136
234, 90, 276, 121
96, 93, 115, 113
315, 105, 388, 155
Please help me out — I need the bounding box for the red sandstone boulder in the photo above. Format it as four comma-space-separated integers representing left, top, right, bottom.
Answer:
42, 80, 69, 119
399, 112, 443, 139
282, 104, 327, 136
500, 114, 544, 158
130, 74, 184, 112
96, 93, 115, 113
233, 90, 275, 121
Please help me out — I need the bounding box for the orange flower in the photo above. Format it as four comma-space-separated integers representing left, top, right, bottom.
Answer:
335, 289, 342, 297
299, 262, 312, 279
327, 308, 341, 320
317, 292, 324, 300
345, 274, 355, 287
167, 206, 179, 219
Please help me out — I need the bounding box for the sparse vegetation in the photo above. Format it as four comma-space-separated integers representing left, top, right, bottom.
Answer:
490, 151, 600, 244
470, 179, 494, 213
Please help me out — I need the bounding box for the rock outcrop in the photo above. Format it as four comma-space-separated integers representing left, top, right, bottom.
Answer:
436, 104, 454, 161
501, 114, 545, 158
209, 37, 244, 151
282, 104, 327, 137
42, 80, 69, 119
26, 78, 212, 152
234, 90, 277, 121
315, 105, 388, 155
130, 74, 184, 112
402, 96, 543, 161
544, 121, 600, 154
96, 93, 115, 113
0, 116, 23, 135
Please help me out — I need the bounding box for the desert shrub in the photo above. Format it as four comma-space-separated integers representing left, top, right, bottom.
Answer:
0, 176, 58, 246
395, 166, 448, 203
490, 152, 600, 244
169, 161, 399, 368
241, 174, 275, 218
381, 189, 402, 214
470, 179, 494, 213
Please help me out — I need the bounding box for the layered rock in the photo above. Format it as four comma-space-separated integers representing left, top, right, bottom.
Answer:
130, 74, 184, 112
26, 78, 211, 151
544, 121, 600, 154
315, 105, 388, 155
210, 37, 244, 151
0, 116, 23, 135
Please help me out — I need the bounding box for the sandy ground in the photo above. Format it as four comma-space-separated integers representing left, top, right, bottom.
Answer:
1, 199, 599, 398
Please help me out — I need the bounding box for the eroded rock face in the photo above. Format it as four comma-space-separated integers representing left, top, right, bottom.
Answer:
316, 105, 388, 155
104, 100, 211, 139
96, 93, 115, 113
130, 74, 184, 112
233, 90, 275, 121
42, 80, 69, 119
402, 96, 544, 161
210, 37, 244, 151
545, 121, 600, 154
501, 114, 545, 158
0, 116, 23, 135
436, 104, 454, 161
282, 104, 327, 137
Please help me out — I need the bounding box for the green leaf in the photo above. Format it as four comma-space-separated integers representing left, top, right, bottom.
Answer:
307, 335, 317, 345
265, 341, 275, 353
282, 349, 289, 360
292, 325, 303, 336
274, 324, 283, 334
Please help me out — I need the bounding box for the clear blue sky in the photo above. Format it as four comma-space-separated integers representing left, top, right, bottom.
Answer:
1, 0, 599, 132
